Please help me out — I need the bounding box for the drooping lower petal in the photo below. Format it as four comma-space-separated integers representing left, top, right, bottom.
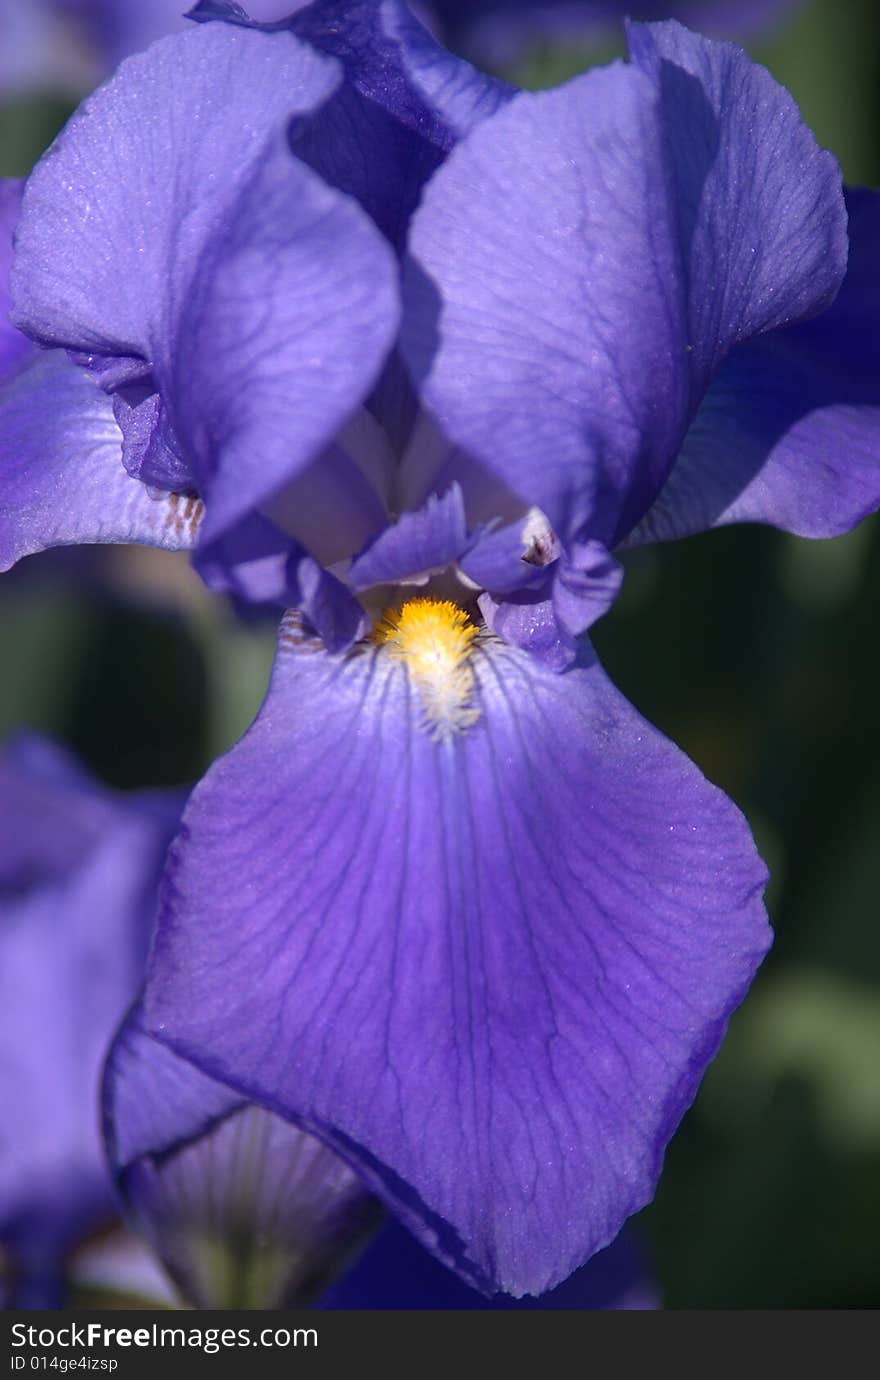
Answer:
145, 614, 770, 1297
625, 188, 880, 545
0, 353, 202, 570
188, 0, 506, 455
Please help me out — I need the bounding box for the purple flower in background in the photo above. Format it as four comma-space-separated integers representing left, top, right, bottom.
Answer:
0, 0, 94, 97
0, 0, 297, 96
0, 736, 180, 1307
428, 0, 803, 66
4, 3, 880, 1298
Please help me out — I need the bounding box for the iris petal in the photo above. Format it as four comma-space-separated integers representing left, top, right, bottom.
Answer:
403, 21, 846, 549
190, 0, 509, 244
188, 0, 506, 456
380, 0, 514, 138
11, 26, 336, 356
145, 620, 770, 1296
10, 23, 399, 546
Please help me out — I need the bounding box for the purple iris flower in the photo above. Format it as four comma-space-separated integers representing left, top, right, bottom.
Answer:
4, 3, 880, 1298
0, 735, 180, 1307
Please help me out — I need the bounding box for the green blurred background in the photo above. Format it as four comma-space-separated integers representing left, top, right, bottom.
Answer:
1, 0, 879, 1308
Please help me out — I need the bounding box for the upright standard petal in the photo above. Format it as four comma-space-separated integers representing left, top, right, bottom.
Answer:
187, 0, 509, 454
10, 23, 399, 544
627, 187, 880, 544
379, 0, 514, 138
190, 1, 510, 242
191, 0, 448, 252
403, 22, 845, 549
105, 1007, 382, 1308
11, 25, 337, 356
145, 611, 770, 1296
171, 135, 399, 542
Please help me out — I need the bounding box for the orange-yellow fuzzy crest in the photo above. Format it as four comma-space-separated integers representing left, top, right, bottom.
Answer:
373, 598, 479, 739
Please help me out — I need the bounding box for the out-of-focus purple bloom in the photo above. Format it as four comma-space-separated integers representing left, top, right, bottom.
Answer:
0, 1, 93, 97
67, 1229, 180, 1307
0, 736, 180, 1307
5, 5, 880, 1299
0, 1, 300, 97
427, 0, 803, 66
